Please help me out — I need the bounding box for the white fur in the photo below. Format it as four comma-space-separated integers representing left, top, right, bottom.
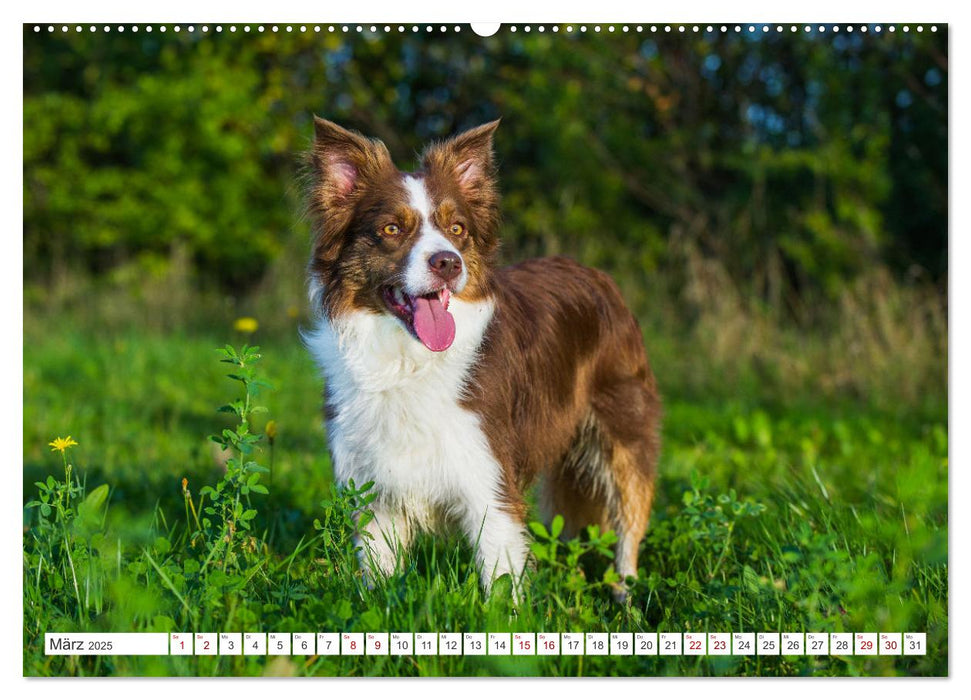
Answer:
402, 176, 469, 293
304, 298, 529, 590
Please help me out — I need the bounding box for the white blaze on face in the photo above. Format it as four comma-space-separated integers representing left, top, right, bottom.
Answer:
402, 175, 468, 294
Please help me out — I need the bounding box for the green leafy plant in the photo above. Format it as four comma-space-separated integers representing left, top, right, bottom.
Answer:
528, 515, 622, 608
25, 437, 111, 622
313, 479, 377, 581
108, 345, 279, 634
192, 345, 272, 574
677, 474, 767, 582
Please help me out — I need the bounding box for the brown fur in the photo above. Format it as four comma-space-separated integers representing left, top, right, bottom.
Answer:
466, 258, 662, 587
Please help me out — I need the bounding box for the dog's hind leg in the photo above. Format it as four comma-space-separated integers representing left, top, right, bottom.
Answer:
593, 376, 661, 602
539, 415, 612, 539
540, 414, 657, 602
542, 347, 662, 597
603, 442, 656, 601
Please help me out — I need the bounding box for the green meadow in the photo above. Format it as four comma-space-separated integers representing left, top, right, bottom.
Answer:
22, 270, 947, 676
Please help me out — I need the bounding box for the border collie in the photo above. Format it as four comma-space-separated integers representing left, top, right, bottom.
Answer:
304, 118, 661, 600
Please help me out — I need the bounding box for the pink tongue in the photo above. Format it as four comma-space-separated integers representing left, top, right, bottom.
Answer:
412, 295, 456, 352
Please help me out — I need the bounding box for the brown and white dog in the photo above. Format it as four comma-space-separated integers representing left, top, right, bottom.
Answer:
304, 118, 661, 599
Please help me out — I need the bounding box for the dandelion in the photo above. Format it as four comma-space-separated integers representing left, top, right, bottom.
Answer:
47, 436, 77, 506
234, 317, 259, 334
48, 436, 78, 454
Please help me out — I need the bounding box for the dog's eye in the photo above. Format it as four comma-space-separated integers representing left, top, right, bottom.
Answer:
449, 223, 466, 236
381, 224, 400, 236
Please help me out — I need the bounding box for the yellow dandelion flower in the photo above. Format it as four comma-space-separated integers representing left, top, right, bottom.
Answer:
48, 436, 79, 453
265, 420, 277, 441
234, 317, 259, 334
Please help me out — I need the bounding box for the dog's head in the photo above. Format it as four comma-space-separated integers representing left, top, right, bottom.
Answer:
306, 118, 501, 352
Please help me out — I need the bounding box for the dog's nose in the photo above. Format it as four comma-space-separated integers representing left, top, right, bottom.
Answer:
428, 251, 463, 282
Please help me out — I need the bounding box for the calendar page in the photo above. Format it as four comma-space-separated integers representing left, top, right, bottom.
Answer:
22, 10, 948, 679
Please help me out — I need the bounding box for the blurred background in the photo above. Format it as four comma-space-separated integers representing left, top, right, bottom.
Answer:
23, 24, 947, 512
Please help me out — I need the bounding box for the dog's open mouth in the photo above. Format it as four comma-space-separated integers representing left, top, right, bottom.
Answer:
382, 286, 455, 352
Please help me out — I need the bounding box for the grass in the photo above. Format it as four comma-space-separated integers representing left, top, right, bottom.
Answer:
22, 280, 948, 677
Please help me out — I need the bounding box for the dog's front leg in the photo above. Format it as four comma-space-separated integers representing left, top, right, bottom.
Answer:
461, 499, 529, 596
354, 504, 412, 587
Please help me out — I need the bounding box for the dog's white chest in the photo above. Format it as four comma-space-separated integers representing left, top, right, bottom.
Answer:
304, 300, 499, 525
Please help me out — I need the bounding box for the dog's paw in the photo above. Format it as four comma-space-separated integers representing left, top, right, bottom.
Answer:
610, 580, 632, 606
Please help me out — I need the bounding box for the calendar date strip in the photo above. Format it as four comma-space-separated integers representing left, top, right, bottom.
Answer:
45, 632, 927, 657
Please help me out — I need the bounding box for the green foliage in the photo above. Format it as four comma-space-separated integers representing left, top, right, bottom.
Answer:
529, 517, 622, 613
675, 476, 766, 582
313, 479, 377, 581
24, 343, 281, 672
22, 329, 946, 676
192, 344, 272, 575
25, 442, 111, 625
23, 26, 947, 302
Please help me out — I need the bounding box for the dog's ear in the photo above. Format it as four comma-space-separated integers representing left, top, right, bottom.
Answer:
423, 119, 500, 199
310, 117, 393, 207
423, 120, 502, 254
306, 119, 394, 314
